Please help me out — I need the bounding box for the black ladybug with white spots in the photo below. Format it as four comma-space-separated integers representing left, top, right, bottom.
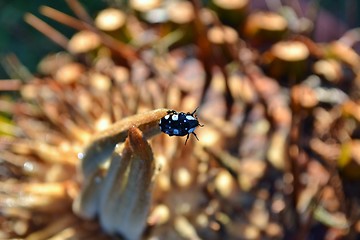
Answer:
159, 108, 203, 145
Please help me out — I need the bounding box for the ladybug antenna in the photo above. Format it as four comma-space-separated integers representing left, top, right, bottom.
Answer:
191, 107, 199, 115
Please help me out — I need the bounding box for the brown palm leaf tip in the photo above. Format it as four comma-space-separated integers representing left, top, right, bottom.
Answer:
1, 0, 359, 239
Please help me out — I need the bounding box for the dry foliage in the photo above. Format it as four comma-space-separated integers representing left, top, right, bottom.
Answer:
1, 0, 360, 239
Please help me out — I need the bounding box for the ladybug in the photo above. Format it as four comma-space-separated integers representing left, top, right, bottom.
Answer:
159, 108, 204, 145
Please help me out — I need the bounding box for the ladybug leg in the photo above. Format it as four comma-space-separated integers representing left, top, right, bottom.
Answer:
184, 133, 190, 145
192, 132, 200, 141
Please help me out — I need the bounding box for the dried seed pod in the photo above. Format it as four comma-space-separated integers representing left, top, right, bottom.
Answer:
68, 30, 101, 54
95, 8, 131, 42
167, 1, 194, 25
130, 0, 162, 22
130, 0, 161, 12
208, 26, 233, 44
207, 25, 239, 60
165, 1, 196, 47
271, 40, 309, 61
95, 8, 126, 32
263, 41, 309, 81
244, 12, 288, 44
210, 0, 248, 28
55, 62, 85, 84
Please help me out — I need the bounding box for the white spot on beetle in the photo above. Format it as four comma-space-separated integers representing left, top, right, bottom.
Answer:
172, 115, 178, 121
186, 115, 196, 120
173, 129, 179, 135
165, 115, 170, 120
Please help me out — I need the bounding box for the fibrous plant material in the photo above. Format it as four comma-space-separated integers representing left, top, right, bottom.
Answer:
78, 108, 169, 179
75, 126, 157, 239
73, 110, 168, 219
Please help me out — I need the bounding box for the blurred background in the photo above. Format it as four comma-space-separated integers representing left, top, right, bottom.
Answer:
1, 0, 359, 78
1, 0, 360, 239
0, 1, 107, 78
